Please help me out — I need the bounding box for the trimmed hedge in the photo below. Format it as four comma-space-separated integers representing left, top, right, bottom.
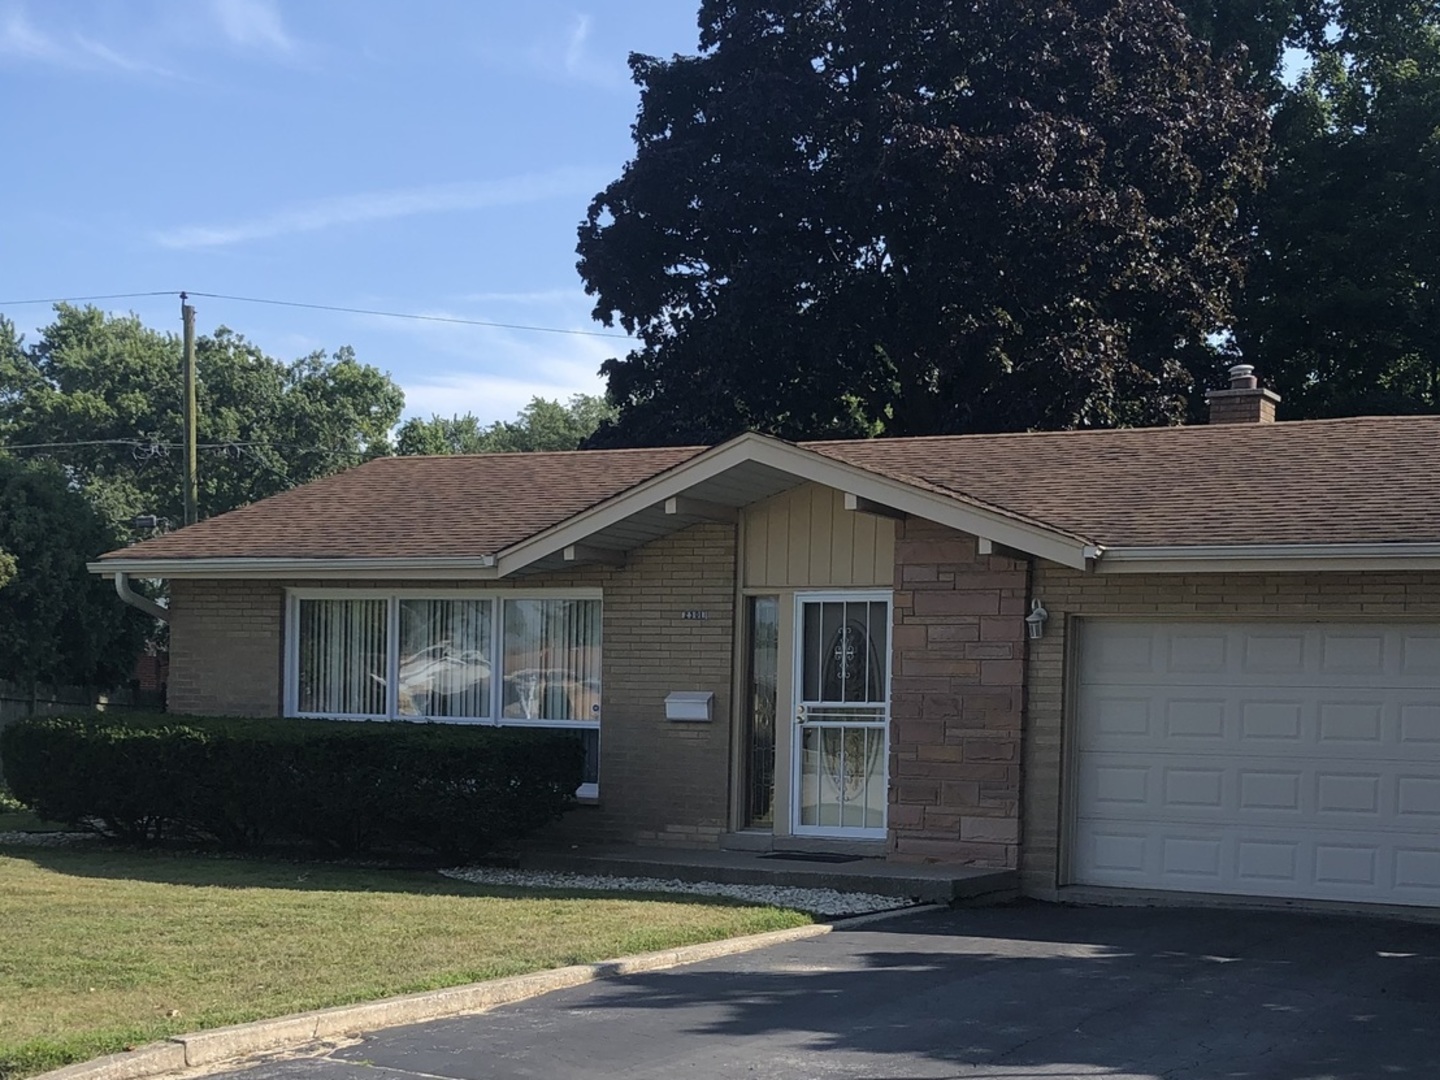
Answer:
0, 713, 585, 859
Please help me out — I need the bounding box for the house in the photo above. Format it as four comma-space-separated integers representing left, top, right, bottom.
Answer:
91, 367, 1440, 911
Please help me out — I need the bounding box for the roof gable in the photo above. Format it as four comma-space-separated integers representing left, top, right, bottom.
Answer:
94, 415, 1440, 576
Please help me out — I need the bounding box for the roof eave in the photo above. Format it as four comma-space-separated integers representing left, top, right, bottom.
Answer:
87, 555, 500, 580
1096, 543, 1440, 574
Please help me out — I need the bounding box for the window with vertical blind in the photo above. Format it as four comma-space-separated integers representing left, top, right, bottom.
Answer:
287, 590, 602, 793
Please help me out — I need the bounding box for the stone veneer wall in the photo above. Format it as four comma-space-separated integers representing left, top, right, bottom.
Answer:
165, 523, 738, 849
1023, 566, 1440, 896
888, 519, 1029, 866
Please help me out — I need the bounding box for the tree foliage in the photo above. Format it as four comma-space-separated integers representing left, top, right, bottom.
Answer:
1223, 2, 1440, 417
0, 306, 405, 526
0, 454, 149, 690
578, 0, 1270, 445
395, 394, 616, 455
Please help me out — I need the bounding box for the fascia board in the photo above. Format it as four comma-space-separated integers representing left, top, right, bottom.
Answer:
87, 557, 500, 580
495, 433, 1095, 574
1097, 543, 1440, 574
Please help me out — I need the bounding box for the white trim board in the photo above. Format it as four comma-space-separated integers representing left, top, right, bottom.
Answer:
492, 433, 1096, 575
1096, 543, 1440, 574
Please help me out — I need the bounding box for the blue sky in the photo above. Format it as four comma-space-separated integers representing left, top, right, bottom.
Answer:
0, 0, 700, 423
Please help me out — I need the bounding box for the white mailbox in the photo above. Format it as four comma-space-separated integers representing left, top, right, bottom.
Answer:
665, 691, 714, 723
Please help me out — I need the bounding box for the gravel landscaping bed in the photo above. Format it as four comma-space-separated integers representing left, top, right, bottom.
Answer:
0, 831, 96, 847
441, 866, 920, 917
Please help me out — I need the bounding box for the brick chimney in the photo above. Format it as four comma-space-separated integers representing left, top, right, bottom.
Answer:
1206, 364, 1280, 424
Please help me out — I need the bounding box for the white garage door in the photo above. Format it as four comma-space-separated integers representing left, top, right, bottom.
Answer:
1072, 620, 1440, 907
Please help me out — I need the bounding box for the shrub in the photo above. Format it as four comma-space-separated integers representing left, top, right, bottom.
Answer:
0, 714, 584, 859
0, 784, 24, 815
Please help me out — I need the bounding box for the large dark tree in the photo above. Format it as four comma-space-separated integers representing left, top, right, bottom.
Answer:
1226, 3, 1440, 416
578, 0, 1269, 445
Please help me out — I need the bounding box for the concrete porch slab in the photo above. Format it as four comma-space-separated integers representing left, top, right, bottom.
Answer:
520, 845, 1016, 905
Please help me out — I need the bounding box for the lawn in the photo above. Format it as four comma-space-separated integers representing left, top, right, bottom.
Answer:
0, 844, 812, 1080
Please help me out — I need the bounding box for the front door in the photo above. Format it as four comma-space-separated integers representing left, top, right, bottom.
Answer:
792, 593, 891, 838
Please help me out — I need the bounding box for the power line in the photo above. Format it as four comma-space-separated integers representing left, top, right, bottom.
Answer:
0, 291, 177, 307
0, 289, 630, 340
184, 291, 629, 339
0, 437, 362, 456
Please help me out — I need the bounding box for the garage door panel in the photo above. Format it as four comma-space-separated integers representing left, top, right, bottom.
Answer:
1073, 620, 1440, 907
1076, 819, 1440, 903
1080, 623, 1440, 690
1402, 634, 1440, 676
1080, 756, 1404, 826
1079, 691, 1440, 762
1082, 750, 1431, 826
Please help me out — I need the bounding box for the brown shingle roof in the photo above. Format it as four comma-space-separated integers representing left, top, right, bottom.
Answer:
810, 415, 1440, 547
100, 415, 1440, 563
102, 446, 705, 561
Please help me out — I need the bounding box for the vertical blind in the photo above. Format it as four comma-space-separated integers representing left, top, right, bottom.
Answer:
294, 595, 600, 726
297, 598, 388, 716
397, 598, 493, 720
502, 598, 602, 722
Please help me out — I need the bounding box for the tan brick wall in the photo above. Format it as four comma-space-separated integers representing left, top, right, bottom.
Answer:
164, 523, 738, 848
168, 579, 285, 716
1023, 566, 1440, 895
888, 520, 1028, 866
593, 524, 735, 847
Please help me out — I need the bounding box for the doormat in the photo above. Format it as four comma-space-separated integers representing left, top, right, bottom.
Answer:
758, 852, 864, 864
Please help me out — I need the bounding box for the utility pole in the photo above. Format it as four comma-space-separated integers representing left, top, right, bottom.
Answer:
181, 292, 198, 526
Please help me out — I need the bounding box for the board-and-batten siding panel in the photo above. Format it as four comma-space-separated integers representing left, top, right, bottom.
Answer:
743, 484, 895, 589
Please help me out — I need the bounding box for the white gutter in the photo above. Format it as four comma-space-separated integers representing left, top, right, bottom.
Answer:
1097, 543, 1440, 574
88, 555, 499, 580
114, 572, 170, 623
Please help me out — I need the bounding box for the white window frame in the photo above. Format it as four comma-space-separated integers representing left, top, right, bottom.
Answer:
284, 587, 603, 797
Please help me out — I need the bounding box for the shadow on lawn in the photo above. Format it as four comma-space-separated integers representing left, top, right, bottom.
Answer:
340, 903, 1440, 1080
0, 842, 778, 908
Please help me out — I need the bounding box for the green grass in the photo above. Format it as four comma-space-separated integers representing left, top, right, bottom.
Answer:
0, 846, 812, 1080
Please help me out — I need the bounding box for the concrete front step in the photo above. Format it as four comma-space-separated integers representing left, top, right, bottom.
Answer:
521, 845, 1017, 905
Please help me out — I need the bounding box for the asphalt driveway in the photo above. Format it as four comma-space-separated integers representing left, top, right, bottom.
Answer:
214, 902, 1440, 1080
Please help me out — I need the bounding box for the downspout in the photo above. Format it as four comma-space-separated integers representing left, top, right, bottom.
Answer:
114, 572, 169, 623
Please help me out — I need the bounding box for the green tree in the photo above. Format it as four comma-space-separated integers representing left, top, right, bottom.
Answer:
0, 454, 149, 693
1231, 5, 1440, 416
0, 305, 405, 526
0, 549, 15, 590
577, 0, 1269, 445
396, 394, 616, 455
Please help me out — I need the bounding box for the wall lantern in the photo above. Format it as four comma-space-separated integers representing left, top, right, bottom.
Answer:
1025, 599, 1049, 640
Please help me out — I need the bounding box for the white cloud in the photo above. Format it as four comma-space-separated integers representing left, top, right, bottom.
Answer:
153, 167, 611, 249
359, 296, 621, 424
402, 362, 608, 426
474, 10, 627, 91
210, 0, 293, 53
457, 289, 585, 306
553, 12, 627, 88
0, 6, 55, 60
563, 14, 592, 77
0, 5, 173, 76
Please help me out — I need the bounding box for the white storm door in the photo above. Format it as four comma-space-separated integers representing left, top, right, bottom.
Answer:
792, 593, 891, 839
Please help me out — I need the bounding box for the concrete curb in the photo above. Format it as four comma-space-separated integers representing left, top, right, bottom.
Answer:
35, 916, 901, 1080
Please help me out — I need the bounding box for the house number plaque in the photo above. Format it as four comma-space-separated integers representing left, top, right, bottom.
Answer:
681, 610, 709, 621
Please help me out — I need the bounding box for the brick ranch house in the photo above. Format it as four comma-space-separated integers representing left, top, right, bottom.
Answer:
92, 369, 1440, 911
